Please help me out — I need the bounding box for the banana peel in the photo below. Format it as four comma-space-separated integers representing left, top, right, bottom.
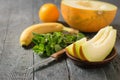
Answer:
20, 23, 79, 46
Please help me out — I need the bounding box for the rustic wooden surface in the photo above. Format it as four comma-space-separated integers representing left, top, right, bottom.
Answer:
0, 0, 120, 80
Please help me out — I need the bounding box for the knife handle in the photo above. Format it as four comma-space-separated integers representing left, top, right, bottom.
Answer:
51, 49, 66, 59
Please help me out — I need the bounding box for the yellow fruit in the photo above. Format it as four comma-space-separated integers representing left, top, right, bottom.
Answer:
20, 23, 79, 46
65, 26, 117, 61
74, 38, 87, 60
39, 3, 59, 22
61, 0, 117, 32
65, 38, 87, 60
82, 27, 116, 61
94, 26, 113, 45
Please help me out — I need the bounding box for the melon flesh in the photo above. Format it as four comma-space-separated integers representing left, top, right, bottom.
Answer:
94, 26, 113, 45
65, 44, 75, 57
65, 26, 117, 61
62, 0, 117, 11
82, 29, 116, 62
88, 26, 109, 43
65, 38, 87, 59
74, 38, 87, 60
61, 0, 117, 32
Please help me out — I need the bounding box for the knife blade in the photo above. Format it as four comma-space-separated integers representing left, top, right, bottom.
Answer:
26, 49, 66, 71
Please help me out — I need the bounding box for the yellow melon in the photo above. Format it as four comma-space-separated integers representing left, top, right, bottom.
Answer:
61, 0, 117, 32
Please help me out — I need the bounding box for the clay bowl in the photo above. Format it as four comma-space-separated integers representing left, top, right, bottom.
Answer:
66, 48, 117, 68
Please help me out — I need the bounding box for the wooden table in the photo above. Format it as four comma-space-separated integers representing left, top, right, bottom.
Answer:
0, 0, 120, 80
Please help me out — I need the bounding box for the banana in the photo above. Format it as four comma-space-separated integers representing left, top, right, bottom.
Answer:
20, 22, 79, 46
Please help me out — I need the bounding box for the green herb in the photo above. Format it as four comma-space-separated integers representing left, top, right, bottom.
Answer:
32, 31, 85, 57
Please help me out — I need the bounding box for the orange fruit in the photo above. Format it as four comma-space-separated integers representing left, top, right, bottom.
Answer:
39, 3, 59, 22
61, 0, 117, 32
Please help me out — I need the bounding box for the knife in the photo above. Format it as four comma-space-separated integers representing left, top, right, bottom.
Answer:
26, 49, 66, 71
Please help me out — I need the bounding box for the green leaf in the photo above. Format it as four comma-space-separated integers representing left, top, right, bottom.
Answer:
32, 31, 85, 57
55, 44, 62, 52
33, 43, 44, 55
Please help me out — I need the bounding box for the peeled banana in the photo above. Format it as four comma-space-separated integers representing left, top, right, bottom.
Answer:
20, 22, 78, 46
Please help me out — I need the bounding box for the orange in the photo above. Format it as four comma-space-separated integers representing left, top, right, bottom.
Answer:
39, 3, 59, 22
61, 0, 117, 32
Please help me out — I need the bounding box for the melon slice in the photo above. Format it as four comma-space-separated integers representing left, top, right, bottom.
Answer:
65, 44, 75, 58
74, 38, 87, 60
94, 26, 113, 45
61, 0, 117, 32
82, 28, 116, 62
65, 38, 87, 59
88, 26, 108, 43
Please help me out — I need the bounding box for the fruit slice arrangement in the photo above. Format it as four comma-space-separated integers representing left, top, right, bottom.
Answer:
65, 26, 117, 62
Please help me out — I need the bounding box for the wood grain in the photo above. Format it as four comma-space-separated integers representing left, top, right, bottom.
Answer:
0, 0, 34, 80
0, 0, 120, 80
0, 0, 11, 80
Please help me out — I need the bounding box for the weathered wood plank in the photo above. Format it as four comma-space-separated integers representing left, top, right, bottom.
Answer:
67, 59, 108, 80
0, 0, 10, 59
0, 0, 34, 80
33, 0, 69, 80
0, 0, 12, 80
34, 55, 69, 80
0, 0, 120, 80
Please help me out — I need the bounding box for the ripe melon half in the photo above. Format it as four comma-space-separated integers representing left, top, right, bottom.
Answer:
61, 0, 117, 32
